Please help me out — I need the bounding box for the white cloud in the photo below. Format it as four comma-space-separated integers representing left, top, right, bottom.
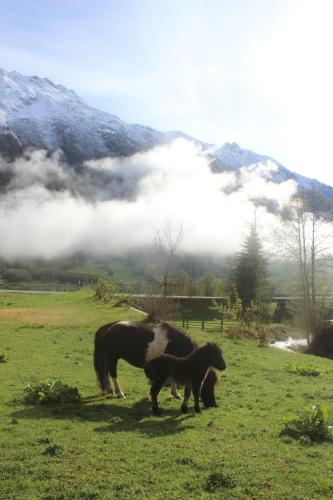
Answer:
0, 139, 297, 260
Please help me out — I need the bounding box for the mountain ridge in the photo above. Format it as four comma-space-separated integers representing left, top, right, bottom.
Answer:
1, 67, 333, 201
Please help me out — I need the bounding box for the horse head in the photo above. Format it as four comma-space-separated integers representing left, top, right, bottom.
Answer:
205, 342, 226, 371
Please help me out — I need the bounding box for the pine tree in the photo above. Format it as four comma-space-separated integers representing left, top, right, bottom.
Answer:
232, 224, 269, 309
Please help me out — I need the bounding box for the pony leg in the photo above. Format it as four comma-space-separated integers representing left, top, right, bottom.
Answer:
103, 361, 114, 395
181, 384, 192, 414
170, 383, 182, 400
150, 380, 164, 416
103, 377, 114, 395
108, 358, 125, 398
112, 377, 125, 399
192, 379, 202, 413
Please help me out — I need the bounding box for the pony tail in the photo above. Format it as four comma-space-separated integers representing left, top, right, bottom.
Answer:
94, 327, 109, 392
201, 369, 218, 408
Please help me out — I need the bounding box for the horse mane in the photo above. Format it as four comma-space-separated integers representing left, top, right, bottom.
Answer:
158, 321, 196, 344
159, 321, 197, 357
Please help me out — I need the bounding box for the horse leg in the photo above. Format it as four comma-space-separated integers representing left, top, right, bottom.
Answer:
108, 358, 125, 399
112, 378, 125, 399
181, 384, 192, 414
150, 379, 165, 416
192, 379, 202, 413
170, 382, 182, 400
103, 376, 114, 395
101, 361, 113, 395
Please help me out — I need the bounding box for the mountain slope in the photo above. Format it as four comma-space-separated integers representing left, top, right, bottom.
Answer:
211, 142, 333, 199
1, 67, 333, 200
0, 68, 190, 163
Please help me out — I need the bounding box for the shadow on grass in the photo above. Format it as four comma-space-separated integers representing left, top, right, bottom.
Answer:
10, 395, 196, 436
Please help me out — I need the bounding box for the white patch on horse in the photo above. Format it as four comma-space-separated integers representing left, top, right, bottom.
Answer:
145, 325, 169, 362
117, 321, 132, 326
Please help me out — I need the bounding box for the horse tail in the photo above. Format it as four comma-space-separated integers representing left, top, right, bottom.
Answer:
94, 323, 116, 392
201, 368, 218, 408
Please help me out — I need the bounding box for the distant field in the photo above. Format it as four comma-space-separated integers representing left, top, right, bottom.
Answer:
0, 258, 141, 292
68, 259, 139, 284
1, 281, 81, 292
1, 290, 333, 499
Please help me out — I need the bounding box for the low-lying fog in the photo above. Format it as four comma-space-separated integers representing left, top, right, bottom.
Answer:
0, 139, 296, 261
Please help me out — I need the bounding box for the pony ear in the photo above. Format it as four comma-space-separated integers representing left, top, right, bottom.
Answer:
207, 342, 217, 347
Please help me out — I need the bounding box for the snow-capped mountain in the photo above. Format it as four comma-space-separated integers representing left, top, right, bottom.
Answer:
211, 142, 333, 200
1, 67, 333, 200
0, 68, 192, 162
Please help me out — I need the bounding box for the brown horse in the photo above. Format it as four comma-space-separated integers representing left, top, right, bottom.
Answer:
144, 342, 226, 415
94, 320, 218, 406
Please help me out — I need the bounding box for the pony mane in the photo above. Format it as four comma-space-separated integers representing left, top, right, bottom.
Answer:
159, 321, 197, 356
160, 321, 192, 339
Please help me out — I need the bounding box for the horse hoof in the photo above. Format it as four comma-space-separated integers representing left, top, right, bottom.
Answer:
116, 392, 126, 399
181, 406, 188, 414
194, 407, 201, 414
152, 409, 162, 417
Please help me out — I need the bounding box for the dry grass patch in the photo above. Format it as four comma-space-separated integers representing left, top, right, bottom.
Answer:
0, 307, 70, 325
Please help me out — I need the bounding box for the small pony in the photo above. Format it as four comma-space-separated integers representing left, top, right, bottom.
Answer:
144, 342, 226, 415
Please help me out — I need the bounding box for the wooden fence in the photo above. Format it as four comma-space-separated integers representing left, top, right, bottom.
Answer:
176, 319, 226, 332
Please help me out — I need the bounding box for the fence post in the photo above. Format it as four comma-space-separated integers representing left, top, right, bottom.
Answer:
201, 319, 204, 331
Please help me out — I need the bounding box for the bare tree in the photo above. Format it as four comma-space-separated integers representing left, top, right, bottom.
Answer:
134, 223, 183, 322
275, 188, 333, 342
149, 222, 183, 297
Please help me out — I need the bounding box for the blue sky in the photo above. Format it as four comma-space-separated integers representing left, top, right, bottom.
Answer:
1, 0, 333, 185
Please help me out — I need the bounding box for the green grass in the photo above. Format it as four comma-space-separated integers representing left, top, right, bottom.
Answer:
0, 256, 140, 292
1, 290, 333, 499
288, 363, 323, 377
1, 280, 81, 292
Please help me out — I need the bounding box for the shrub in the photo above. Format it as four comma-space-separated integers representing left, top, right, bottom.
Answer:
95, 277, 120, 304
23, 380, 81, 404
204, 471, 237, 492
0, 352, 8, 363
288, 364, 322, 377
142, 295, 179, 322
254, 323, 271, 345
309, 323, 333, 359
42, 443, 64, 456
281, 404, 331, 442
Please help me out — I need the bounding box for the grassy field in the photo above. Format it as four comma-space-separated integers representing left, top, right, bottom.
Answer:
1, 290, 333, 499
0, 257, 140, 292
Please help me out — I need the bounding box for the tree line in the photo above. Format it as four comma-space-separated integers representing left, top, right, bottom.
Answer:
121, 188, 333, 355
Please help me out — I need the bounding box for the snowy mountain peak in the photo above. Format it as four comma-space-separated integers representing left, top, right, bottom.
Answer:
212, 142, 269, 170
0, 68, 142, 160
0, 68, 83, 115
1, 68, 333, 201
